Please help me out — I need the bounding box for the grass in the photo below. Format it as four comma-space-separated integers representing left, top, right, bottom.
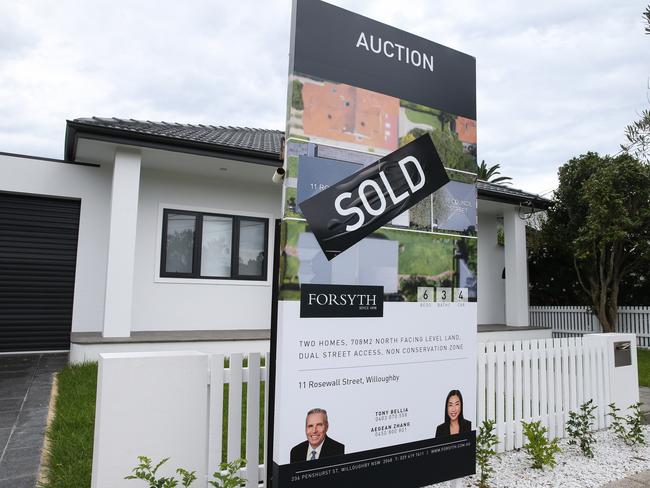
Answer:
40, 362, 98, 488
42, 359, 268, 487
404, 107, 442, 130
287, 155, 298, 178
377, 228, 454, 276
638, 348, 650, 387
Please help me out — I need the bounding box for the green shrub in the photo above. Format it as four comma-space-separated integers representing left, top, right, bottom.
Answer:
567, 399, 597, 457
475, 419, 498, 488
126, 457, 246, 488
521, 420, 561, 469
209, 459, 246, 488
125, 456, 196, 488
608, 402, 646, 446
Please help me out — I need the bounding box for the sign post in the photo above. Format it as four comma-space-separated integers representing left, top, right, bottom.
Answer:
269, 1, 478, 486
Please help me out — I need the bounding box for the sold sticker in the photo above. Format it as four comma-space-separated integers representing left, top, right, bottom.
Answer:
299, 135, 450, 260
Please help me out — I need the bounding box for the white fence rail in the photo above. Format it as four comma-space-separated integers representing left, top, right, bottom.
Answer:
209, 352, 270, 487
477, 338, 610, 453
93, 336, 632, 487
530, 306, 650, 347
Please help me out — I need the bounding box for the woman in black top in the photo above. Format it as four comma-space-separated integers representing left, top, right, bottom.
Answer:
435, 389, 472, 437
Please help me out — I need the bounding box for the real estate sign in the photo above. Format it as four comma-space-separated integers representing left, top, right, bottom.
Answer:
269, 1, 478, 486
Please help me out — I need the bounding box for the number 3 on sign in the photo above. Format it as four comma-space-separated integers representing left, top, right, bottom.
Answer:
417, 287, 434, 302
436, 287, 452, 303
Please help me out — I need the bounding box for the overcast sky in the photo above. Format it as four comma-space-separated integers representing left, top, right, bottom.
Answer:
1, 0, 648, 195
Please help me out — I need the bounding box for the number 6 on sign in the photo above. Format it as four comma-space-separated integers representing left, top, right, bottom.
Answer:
417, 287, 434, 302
436, 287, 452, 303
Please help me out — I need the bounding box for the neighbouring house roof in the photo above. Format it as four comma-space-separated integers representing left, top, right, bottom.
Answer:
477, 180, 550, 209
65, 117, 550, 208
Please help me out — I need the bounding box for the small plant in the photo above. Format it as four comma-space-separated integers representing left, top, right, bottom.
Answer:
608, 402, 646, 446
125, 456, 196, 488
209, 459, 247, 488
521, 420, 561, 469
627, 402, 646, 446
475, 419, 498, 488
177, 468, 198, 488
608, 403, 627, 440
567, 399, 597, 457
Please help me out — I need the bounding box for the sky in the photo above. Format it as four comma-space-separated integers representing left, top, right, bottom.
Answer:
0, 0, 648, 196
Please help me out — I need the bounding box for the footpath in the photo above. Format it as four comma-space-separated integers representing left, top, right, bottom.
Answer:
0, 353, 67, 488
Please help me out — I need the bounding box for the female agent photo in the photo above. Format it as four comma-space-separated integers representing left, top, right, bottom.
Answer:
435, 389, 472, 437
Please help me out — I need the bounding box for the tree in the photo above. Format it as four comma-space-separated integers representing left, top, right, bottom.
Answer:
477, 160, 513, 185
621, 6, 650, 162
540, 152, 650, 331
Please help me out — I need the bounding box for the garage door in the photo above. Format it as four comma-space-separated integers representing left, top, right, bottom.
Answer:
0, 192, 80, 352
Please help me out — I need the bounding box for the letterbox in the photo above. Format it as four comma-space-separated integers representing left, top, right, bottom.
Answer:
614, 341, 632, 367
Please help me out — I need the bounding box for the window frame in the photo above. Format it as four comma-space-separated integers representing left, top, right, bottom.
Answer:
160, 208, 269, 281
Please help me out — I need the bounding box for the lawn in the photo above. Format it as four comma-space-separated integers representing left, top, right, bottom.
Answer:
404, 107, 442, 131
41, 360, 266, 487
638, 348, 650, 387
41, 362, 97, 488
377, 227, 454, 276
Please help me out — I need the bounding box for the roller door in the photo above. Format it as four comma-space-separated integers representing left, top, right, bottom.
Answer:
0, 192, 80, 352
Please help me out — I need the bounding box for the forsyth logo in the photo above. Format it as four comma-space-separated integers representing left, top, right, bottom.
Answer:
300, 135, 449, 260
300, 284, 384, 318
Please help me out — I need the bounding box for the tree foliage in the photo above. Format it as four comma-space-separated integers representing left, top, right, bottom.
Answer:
538, 152, 650, 331
477, 160, 512, 185
621, 6, 650, 162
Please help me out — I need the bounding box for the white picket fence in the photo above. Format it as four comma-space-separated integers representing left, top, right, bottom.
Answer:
529, 306, 650, 347
209, 352, 270, 487
212, 338, 611, 483
477, 338, 610, 453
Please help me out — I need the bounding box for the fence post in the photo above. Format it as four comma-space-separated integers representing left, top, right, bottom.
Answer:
583, 334, 639, 420
92, 352, 209, 488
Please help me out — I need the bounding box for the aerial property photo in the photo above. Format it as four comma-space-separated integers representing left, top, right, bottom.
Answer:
1, 1, 650, 488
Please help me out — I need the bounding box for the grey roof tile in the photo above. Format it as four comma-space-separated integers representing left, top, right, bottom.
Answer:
72, 117, 284, 155
70, 117, 549, 206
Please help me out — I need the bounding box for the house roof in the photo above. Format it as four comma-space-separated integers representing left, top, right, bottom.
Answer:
65, 117, 284, 167
65, 117, 550, 208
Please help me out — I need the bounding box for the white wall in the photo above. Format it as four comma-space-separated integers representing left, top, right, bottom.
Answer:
92, 352, 209, 488
477, 211, 505, 324
70, 339, 270, 363
0, 154, 111, 333
503, 205, 530, 326
131, 168, 282, 331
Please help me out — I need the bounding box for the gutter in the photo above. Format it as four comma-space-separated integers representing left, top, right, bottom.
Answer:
477, 186, 551, 209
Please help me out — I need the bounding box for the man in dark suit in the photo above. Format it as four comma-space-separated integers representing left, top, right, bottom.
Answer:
290, 408, 345, 462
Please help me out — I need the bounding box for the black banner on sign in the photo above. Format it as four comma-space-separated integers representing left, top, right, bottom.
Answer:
291, 0, 476, 119
299, 135, 449, 260
273, 432, 476, 488
300, 284, 384, 318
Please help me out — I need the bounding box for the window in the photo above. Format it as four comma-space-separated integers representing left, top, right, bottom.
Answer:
161, 209, 268, 280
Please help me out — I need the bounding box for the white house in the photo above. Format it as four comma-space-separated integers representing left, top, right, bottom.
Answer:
0, 117, 550, 359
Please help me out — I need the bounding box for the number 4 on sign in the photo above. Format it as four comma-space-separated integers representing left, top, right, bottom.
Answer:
454, 288, 468, 302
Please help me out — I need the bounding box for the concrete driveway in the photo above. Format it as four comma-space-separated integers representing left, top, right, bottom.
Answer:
0, 353, 67, 488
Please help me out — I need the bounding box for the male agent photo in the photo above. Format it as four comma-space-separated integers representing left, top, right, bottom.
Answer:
290, 408, 345, 462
